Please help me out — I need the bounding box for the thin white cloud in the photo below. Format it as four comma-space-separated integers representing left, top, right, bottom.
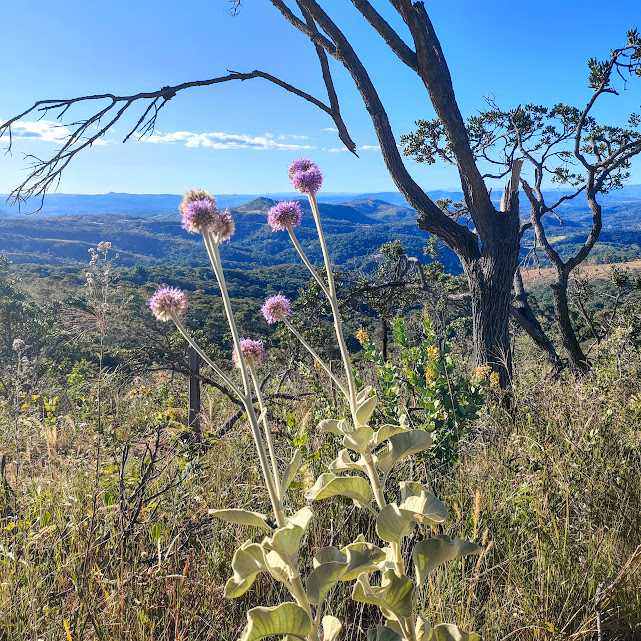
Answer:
359, 145, 380, 152
327, 147, 349, 153
0, 118, 70, 143
144, 130, 315, 151
321, 127, 338, 133
278, 134, 309, 140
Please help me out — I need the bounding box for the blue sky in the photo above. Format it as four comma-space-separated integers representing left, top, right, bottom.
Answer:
1, 0, 640, 197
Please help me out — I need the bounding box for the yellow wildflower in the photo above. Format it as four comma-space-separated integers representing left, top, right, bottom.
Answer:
426, 346, 439, 360
356, 327, 369, 345
474, 365, 492, 380
489, 371, 500, 389
313, 359, 321, 369
426, 362, 438, 383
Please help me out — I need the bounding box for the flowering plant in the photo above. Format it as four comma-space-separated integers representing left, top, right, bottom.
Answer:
149, 162, 482, 641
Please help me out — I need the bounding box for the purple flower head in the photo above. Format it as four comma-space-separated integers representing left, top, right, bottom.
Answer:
232, 338, 266, 369
212, 208, 235, 242
148, 287, 188, 322
181, 199, 219, 234
179, 189, 216, 214
262, 294, 291, 324
288, 158, 323, 195
267, 201, 303, 232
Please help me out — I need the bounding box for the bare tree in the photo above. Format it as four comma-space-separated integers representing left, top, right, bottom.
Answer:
2, 3, 640, 383
403, 32, 641, 371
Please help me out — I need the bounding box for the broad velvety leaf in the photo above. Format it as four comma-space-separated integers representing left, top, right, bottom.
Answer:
416, 615, 432, 641
263, 507, 312, 560
340, 540, 387, 581
374, 424, 409, 446
280, 449, 302, 496
376, 503, 415, 544
318, 419, 343, 435
313, 546, 346, 568
367, 626, 403, 641
413, 536, 481, 584
224, 542, 267, 598
356, 393, 377, 425
264, 549, 291, 583
239, 602, 311, 641
399, 483, 447, 526
305, 473, 373, 505
357, 385, 373, 404
322, 616, 342, 641
306, 561, 348, 605
376, 430, 433, 476
328, 449, 368, 474
352, 570, 414, 619
208, 508, 272, 530
343, 424, 374, 453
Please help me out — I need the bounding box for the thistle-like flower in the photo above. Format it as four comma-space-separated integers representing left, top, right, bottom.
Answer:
213, 208, 235, 242
148, 286, 188, 321
288, 158, 323, 195
232, 338, 266, 368
261, 294, 292, 324
181, 199, 220, 234
267, 201, 303, 231
179, 188, 216, 214
12, 338, 26, 353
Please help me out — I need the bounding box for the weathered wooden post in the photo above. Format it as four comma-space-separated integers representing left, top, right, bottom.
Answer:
188, 346, 201, 442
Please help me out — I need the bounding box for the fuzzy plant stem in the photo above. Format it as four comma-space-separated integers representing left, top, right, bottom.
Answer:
286, 223, 331, 298
202, 229, 285, 527
307, 193, 358, 420
306, 193, 406, 581
170, 311, 244, 398
280, 317, 348, 398
248, 361, 281, 499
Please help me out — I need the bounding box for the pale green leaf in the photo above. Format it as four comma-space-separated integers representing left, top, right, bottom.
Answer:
305, 473, 373, 505
400, 481, 429, 502
313, 546, 346, 568
318, 419, 342, 435
399, 491, 448, 526
416, 615, 432, 641
356, 393, 377, 425
208, 508, 272, 530
239, 602, 312, 641
376, 430, 433, 476
367, 626, 403, 641
224, 542, 266, 598
376, 503, 415, 544
306, 561, 348, 605
340, 540, 387, 581
288, 506, 314, 532
322, 616, 342, 641
280, 449, 302, 496
413, 536, 482, 585
428, 623, 482, 641
264, 549, 291, 583
374, 424, 409, 446
328, 449, 368, 474
263, 509, 312, 561
352, 570, 414, 619
357, 385, 373, 404
343, 425, 374, 453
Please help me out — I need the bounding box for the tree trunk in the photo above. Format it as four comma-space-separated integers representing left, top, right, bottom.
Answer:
551, 269, 590, 372
464, 245, 519, 388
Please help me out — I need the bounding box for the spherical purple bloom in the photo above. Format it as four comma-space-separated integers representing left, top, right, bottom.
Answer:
148, 287, 188, 322
288, 158, 323, 195
181, 199, 219, 234
179, 189, 216, 214
261, 294, 291, 324
212, 208, 235, 242
232, 338, 266, 369
267, 201, 303, 232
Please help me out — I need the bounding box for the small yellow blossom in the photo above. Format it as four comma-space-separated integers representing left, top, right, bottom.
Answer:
426, 346, 439, 360
474, 365, 492, 380
356, 327, 369, 345
313, 359, 321, 369
489, 371, 500, 389
426, 362, 438, 383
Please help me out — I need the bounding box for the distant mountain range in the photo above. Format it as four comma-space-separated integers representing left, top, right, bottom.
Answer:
1, 188, 641, 272
2, 185, 641, 227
